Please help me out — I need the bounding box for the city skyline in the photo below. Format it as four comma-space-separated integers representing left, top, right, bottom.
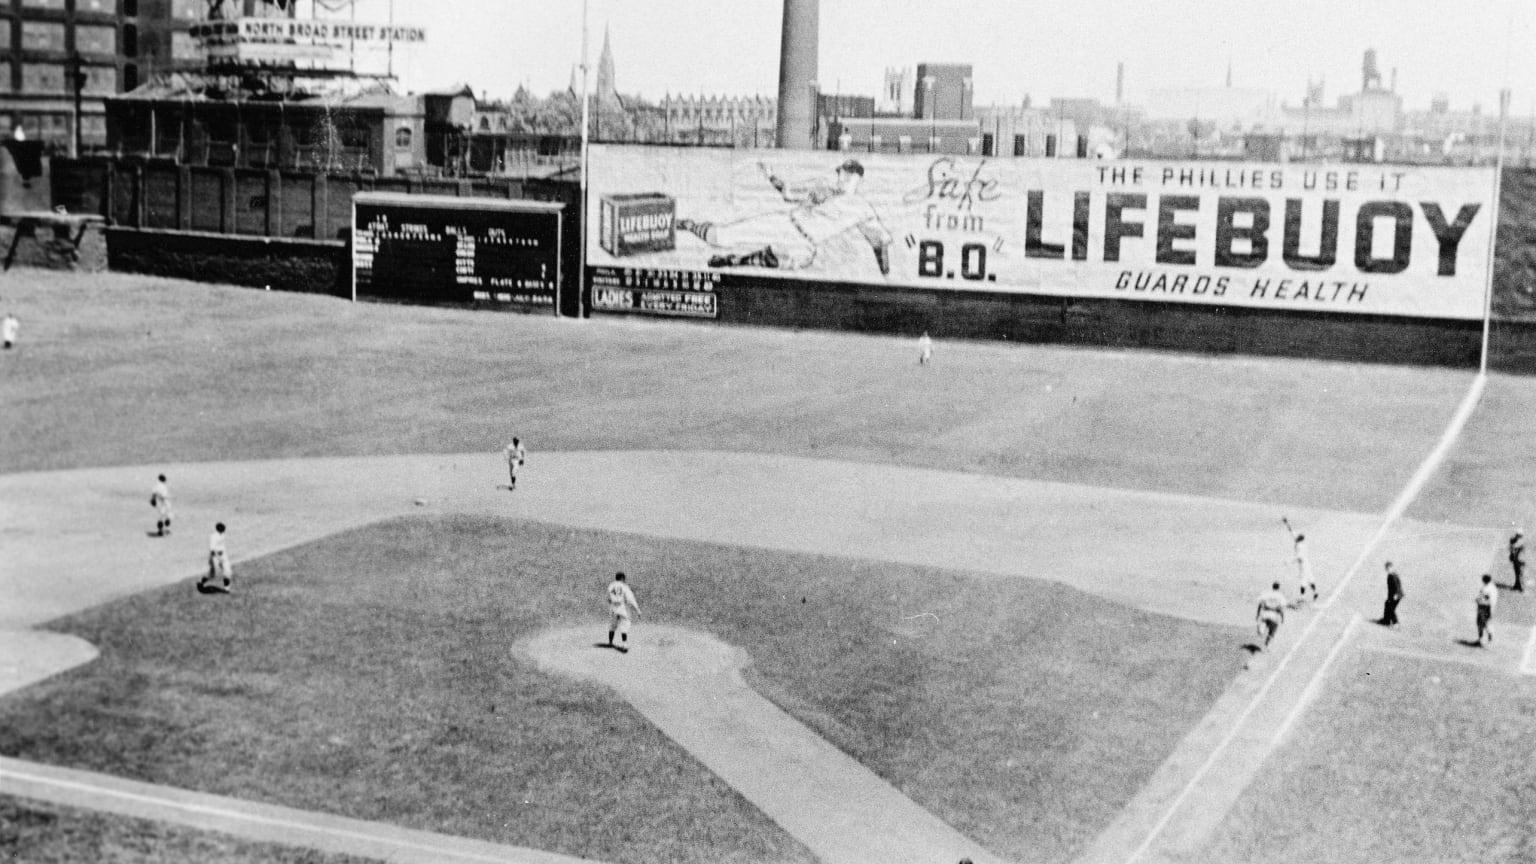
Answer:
381, 0, 1535, 114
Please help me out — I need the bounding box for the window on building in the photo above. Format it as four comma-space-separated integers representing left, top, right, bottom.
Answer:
394, 126, 411, 149
82, 65, 115, 94
171, 0, 200, 19
81, 114, 106, 147
21, 22, 66, 52
0, 21, 11, 50
76, 25, 116, 56
170, 31, 198, 60
1013, 134, 1027, 157
122, 24, 136, 57
21, 63, 65, 93
0, 68, 11, 94
20, 0, 67, 10
76, 0, 117, 12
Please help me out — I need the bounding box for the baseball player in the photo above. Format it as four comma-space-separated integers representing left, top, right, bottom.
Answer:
1289, 528, 1317, 603
201, 522, 233, 593
676, 159, 893, 275
605, 571, 640, 653
2, 312, 18, 349
503, 437, 525, 490
1475, 573, 1497, 646
918, 331, 933, 365
1255, 581, 1287, 650
149, 473, 172, 536
1509, 531, 1525, 592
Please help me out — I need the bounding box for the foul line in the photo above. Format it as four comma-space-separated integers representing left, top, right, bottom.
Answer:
1123, 372, 1487, 864
0, 758, 580, 864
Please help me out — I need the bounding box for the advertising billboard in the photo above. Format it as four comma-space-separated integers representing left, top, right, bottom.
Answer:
586, 144, 1496, 321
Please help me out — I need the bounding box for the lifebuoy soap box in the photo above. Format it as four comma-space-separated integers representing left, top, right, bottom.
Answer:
599, 193, 676, 256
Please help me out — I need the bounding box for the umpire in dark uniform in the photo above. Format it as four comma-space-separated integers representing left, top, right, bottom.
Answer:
1509, 531, 1525, 592
1381, 561, 1404, 627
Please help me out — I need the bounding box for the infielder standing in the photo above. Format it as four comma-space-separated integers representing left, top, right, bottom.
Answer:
1255, 581, 1287, 650
676, 159, 893, 276
202, 522, 233, 593
918, 331, 933, 365
2, 312, 17, 349
503, 437, 525, 491
1475, 573, 1497, 646
605, 571, 640, 653
150, 473, 172, 537
1288, 527, 1317, 603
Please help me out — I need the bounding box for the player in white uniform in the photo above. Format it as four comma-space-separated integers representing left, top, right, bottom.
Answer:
503, 437, 525, 490
676, 160, 893, 275
1255, 582, 1287, 649
2, 312, 17, 349
918, 332, 933, 365
605, 571, 640, 653
1291, 530, 1317, 603
1475, 573, 1497, 646
150, 474, 173, 536
202, 522, 232, 592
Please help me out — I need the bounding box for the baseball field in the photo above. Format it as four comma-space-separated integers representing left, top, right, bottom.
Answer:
1, 269, 1533, 863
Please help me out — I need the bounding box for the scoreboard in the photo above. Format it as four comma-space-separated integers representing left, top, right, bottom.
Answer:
352, 192, 563, 313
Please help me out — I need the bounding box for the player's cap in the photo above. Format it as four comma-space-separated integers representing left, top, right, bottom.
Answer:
1514, 530, 1524, 538
615, 571, 626, 581
834, 159, 865, 176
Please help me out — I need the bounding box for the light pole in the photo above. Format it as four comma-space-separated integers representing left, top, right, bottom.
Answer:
577, 0, 591, 318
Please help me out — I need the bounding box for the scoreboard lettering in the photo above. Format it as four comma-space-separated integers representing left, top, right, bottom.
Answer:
352, 192, 563, 313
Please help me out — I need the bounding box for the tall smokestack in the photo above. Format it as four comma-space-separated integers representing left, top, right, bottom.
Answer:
776, 0, 819, 149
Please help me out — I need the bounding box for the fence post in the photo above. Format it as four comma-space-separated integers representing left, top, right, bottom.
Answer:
221, 168, 236, 234
176, 164, 191, 230
313, 172, 329, 240
267, 169, 280, 236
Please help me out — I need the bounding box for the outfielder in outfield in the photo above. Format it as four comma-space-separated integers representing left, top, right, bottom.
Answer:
675, 159, 893, 276
605, 571, 640, 653
503, 437, 525, 491
150, 473, 172, 536
200, 522, 233, 593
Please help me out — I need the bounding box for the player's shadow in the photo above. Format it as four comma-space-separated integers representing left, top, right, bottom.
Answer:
1452, 637, 1485, 648
495, 484, 518, 492
144, 531, 168, 538
1240, 642, 1265, 655
195, 582, 231, 595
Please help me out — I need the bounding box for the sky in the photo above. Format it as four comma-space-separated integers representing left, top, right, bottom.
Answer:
367, 0, 1534, 115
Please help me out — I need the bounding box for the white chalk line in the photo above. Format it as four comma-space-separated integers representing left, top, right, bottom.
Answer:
1267, 613, 1361, 748
0, 760, 545, 864
1122, 372, 1487, 864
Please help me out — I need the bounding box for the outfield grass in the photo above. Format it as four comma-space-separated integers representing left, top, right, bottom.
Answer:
0, 270, 1475, 516
0, 515, 1242, 864
0, 796, 379, 864
1192, 650, 1536, 864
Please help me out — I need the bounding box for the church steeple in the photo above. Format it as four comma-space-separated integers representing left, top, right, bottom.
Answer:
596, 25, 618, 106
592, 25, 617, 105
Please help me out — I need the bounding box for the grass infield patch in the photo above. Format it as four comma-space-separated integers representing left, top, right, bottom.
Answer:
0, 796, 380, 864
1, 516, 1242, 864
